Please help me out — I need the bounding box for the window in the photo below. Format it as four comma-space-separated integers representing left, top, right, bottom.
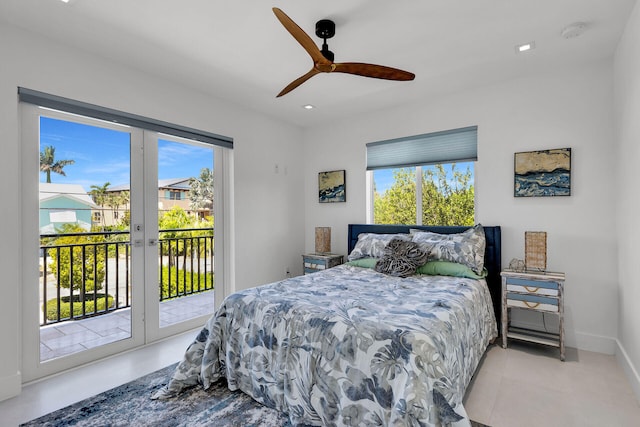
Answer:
366, 127, 477, 226
169, 191, 182, 200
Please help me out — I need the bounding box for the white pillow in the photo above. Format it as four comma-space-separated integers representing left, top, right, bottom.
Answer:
411, 224, 486, 274
347, 233, 411, 261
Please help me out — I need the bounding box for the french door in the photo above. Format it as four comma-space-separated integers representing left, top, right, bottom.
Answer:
21, 105, 225, 381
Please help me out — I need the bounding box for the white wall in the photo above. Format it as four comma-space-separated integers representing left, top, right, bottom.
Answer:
304, 61, 618, 356
614, 1, 640, 399
0, 23, 304, 401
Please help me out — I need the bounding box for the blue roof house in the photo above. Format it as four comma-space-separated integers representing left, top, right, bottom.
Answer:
39, 183, 98, 234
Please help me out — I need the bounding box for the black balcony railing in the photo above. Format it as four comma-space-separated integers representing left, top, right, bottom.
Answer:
39, 228, 214, 326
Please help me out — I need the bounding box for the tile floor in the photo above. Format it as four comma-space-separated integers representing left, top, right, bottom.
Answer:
1, 336, 639, 426
39, 291, 213, 361
464, 341, 640, 426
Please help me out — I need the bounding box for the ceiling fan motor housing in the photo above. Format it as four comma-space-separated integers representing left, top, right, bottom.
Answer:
316, 19, 336, 62
315, 19, 335, 39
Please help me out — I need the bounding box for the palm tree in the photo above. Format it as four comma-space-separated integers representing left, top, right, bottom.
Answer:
89, 182, 111, 228
107, 190, 129, 224
39, 145, 75, 183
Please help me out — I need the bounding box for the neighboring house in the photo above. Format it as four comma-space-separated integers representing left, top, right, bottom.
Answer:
39, 183, 98, 234
157, 178, 194, 213
104, 178, 208, 226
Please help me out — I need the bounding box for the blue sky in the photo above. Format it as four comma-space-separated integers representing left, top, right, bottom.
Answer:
40, 116, 214, 190
373, 169, 396, 193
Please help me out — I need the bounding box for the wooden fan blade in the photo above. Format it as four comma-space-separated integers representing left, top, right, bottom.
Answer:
277, 68, 321, 97
273, 8, 330, 66
333, 62, 415, 81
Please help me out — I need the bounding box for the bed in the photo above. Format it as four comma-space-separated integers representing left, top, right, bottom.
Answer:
153, 224, 501, 426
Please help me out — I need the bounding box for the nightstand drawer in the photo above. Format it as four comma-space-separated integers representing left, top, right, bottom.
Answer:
305, 258, 327, 268
505, 277, 559, 296
501, 269, 565, 360
302, 253, 343, 274
507, 292, 558, 312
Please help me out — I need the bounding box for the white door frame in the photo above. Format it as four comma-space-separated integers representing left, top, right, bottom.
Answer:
143, 132, 224, 343
20, 105, 145, 382
20, 106, 231, 382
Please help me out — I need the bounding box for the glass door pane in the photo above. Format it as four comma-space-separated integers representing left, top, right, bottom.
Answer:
155, 137, 215, 329
23, 105, 225, 381
38, 115, 134, 362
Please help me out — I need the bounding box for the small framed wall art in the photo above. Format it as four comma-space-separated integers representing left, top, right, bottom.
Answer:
318, 170, 346, 203
514, 148, 571, 197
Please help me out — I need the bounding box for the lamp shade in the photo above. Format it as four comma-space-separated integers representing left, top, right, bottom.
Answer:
525, 231, 547, 271
315, 227, 331, 253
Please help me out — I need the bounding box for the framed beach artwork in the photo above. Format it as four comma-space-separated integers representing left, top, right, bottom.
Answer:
318, 170, 346, 203
514, 148, 571, 197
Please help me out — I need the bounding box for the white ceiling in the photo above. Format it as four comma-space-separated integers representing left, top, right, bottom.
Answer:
0, 0, 636, 128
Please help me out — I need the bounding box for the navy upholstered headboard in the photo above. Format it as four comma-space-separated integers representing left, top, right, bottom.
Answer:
347, 224, 502, 330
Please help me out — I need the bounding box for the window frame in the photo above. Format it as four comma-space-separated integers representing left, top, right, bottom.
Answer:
367, 162, 476, 225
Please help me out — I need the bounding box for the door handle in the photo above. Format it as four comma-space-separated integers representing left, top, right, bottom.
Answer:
148, 239, 158, 246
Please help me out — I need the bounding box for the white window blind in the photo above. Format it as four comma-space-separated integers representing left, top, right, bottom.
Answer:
366, 126, 477, 170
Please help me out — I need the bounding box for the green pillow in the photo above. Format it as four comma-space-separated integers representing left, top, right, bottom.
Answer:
346, 258, 488, 280
345, 257, 378, 269
416, 260, 487, 279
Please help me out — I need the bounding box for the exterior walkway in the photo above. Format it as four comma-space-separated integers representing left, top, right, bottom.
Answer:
39, 291, 213, 362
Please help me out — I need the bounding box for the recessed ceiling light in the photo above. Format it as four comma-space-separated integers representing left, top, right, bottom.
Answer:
302, 104, 315, 110
515, 41, 535, 53
60, 0, 70, 3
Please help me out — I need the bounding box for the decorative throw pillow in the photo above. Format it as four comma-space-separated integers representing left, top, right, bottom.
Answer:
374, 238, 427, 278
347, 233, 412, 261
411, 224, 486, 274
374, 254, 419, 278
416, 260, 487, 279
384, 237, 429, 266
345, 257, 378, 269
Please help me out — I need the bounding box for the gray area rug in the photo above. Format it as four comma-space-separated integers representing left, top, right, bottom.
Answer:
21, 363, 490, 426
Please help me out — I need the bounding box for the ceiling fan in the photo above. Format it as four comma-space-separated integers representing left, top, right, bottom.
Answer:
272, 7, 415, 97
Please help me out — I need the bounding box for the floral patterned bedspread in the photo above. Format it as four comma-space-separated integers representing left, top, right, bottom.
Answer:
152, 264, 497, 426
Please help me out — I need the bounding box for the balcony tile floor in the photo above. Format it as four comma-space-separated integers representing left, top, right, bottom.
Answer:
40, 291, 213, 362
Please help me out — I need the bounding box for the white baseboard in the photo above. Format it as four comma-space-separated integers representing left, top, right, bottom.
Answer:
573, 331, 617, 355
0, 371, 21, 403
615, 340, 640, 404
